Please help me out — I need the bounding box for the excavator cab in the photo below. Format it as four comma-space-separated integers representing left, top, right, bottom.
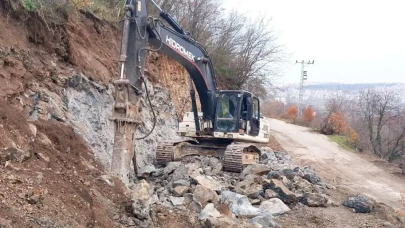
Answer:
214, 91, 261, 137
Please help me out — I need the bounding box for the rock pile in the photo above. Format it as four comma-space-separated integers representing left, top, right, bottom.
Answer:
122, 147, 337, 227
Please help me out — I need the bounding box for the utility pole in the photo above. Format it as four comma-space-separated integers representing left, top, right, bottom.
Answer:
296, 60, 314, 117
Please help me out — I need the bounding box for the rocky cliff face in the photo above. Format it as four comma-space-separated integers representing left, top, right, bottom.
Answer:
0, 0, 189, 173
0, 1, 187, 226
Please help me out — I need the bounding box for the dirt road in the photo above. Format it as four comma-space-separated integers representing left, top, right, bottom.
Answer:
269, 118, 405, 210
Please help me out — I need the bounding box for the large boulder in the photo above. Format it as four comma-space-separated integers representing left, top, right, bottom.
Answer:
163, 162, 181, 174
263, 179, 301, 204
171, 164, 190, 182
240, 164, 271, 180
193, 175, 223, 191
193, 185, 219, 206
220, 191, 261, 217
199, 203, 222, 221
304, 193, 333, 207
260, 147, 275, 159
291, 176, 315, 194
207, 157, 223, 176
303, 173, 322, 185
235, 175, 263, 199
343, 195, 374, 213
183, 193, 203, 212
131, 180, 154, 220
186, 163, 203, 178
259, 198, 290, 215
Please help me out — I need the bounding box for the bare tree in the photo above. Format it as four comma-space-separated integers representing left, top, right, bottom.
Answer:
155, 0, 222, 43
358, 89, 405, 161
152, 1, 285, 98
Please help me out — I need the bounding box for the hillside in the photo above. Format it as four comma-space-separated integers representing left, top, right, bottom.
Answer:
0, 1, 190, 227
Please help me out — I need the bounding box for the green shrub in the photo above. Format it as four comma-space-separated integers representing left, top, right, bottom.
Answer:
22, 0, 36, 11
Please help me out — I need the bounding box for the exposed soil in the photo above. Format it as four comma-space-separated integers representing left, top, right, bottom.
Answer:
0, 99, 128, 227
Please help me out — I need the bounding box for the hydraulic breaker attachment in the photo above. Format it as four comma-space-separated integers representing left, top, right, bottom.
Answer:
110, 79, 141, 185
110, 0, 148, 185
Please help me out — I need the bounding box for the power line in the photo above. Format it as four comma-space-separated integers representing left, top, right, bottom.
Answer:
296, 60, 315, 117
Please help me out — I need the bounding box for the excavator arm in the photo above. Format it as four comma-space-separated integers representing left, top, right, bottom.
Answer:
110, 0, 218, 183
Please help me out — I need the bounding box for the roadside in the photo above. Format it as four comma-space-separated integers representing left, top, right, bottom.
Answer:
269, 118, 405, 211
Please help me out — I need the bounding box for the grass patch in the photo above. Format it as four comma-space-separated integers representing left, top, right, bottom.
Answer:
84, 0, 126, 21
23, 0, 37, 11
328, 134, 356, 152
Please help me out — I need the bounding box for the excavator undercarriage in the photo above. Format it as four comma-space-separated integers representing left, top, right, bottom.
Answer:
156, 139, 261, 173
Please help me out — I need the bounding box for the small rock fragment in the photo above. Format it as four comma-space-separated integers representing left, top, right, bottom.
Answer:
5, 147, 30, 162
36, 152, 50, 163
267, 171, 283, 180
250, 212, 281, 228
217, 204, 233, 217
264, 189, 278, 199
169, 196, 185, 206
127, 217, 136, 226
28, 123, 37, 137
172, 179, 190, 188
303, 173, 322, 185
172, 186, 189, 197
137, 165, 156, 178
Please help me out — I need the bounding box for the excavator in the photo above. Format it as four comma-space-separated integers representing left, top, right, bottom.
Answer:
110, 0, 270, 184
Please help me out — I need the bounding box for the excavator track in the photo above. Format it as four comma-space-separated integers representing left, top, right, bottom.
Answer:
223, 143, 261, 173
156, 141, 176, 165
156, 139, 199, 165
156, 140, 261, 173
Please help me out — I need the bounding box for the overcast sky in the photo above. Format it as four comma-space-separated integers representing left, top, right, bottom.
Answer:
222, 0, 405, 85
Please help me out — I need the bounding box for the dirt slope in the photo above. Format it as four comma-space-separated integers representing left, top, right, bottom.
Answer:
269, 118, 405, 211
0, 1, 191, 227
0, 100, 129, 227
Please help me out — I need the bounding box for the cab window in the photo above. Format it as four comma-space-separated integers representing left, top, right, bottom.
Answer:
252, 97, 259, 119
